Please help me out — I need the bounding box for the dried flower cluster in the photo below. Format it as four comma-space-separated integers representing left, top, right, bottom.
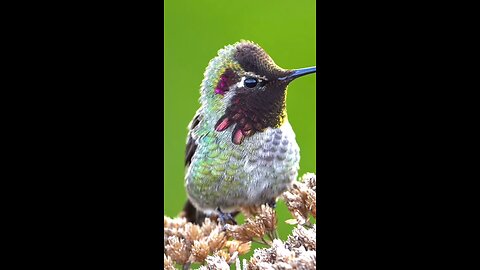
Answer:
282, 173, 316, 226
198, 225, 316, 270
248, 225, 316, 270
225, 204, 278, 244
164, 216, 251, 268
164, 173, 317, 269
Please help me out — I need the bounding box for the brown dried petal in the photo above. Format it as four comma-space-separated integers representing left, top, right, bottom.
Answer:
189, 239, 210, 263
258, 204, 277, 232
226, 240, 251, 256
206, 228, 228, 252
282, 178, 317, 225
226, 219, 267, 242
165, 236, 190, 265
237, 241, 251, 255
226, 240, 239, 254
163, 254, 175, 270
283, 190, 309, 225
184, 222, 202, 242
200, 218, 219, 237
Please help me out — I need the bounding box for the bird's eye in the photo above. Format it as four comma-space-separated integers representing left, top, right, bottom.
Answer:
244, 77, 258, 88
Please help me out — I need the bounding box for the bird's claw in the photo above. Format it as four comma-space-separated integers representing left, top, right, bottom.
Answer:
216, 207, 237, 227
267, 199, 277, 209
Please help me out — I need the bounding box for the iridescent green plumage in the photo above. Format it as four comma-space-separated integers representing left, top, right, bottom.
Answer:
182, 41, 315, 224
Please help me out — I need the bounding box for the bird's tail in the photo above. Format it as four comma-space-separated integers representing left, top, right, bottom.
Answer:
180, 199, 207, 224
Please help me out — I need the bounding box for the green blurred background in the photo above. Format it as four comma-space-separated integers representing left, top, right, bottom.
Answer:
164, 0, 316, 262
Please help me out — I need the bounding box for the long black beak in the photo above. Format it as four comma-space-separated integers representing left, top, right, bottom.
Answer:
278, 66, 316, 81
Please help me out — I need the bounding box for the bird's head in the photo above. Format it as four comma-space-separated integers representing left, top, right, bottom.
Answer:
199, 40, 315, 145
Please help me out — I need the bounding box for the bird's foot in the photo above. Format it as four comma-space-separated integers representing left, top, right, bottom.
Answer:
267, 199, 277, 209
216, 207, 237, 228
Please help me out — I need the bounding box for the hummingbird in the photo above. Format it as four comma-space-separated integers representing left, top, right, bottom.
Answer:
181, 40, 316, 224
